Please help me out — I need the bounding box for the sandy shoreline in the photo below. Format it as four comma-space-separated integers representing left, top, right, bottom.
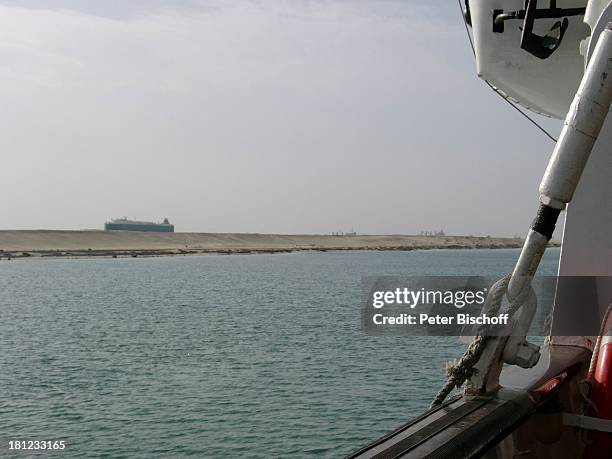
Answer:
0, 230, 536, 260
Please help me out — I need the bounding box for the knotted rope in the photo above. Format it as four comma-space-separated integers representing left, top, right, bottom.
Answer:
430, 274, 532, 408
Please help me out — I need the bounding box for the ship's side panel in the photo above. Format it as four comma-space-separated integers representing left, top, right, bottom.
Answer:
551, 107, 612, 348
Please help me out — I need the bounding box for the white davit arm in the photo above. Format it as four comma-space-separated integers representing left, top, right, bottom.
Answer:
507, 22, 612, 367
510, 21, 612, 294
469, 23, 612, 394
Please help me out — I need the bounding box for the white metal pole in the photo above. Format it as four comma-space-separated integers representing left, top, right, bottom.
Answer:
509, 23, 612, 298
501, 23, 612, 368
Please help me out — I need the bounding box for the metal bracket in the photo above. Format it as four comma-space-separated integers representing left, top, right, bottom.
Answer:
492, 0, 585, 59
503, 284, 541, 369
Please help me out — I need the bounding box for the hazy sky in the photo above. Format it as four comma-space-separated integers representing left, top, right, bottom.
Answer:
0, 0, 562, 236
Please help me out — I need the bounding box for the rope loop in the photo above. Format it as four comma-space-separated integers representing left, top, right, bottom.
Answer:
430, 273, 535, 408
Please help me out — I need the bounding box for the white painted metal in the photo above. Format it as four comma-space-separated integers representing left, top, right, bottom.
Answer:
470, 0, 589, 118
502, 292, 540, 367
554, 120, 612, 279
509, 230, 548, 292
586, 0, 612, 29
499, 24, 612, 367
540, 25, 612, 206
551, 117, 612, 348
466, 11, 612, 388
550, 14, 612, 347
585, 0, 612, 59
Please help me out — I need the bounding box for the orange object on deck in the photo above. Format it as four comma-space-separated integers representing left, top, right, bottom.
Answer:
585, 311, 612, 458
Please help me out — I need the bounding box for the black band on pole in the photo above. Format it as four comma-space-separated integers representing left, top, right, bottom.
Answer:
530, 204, 561, 240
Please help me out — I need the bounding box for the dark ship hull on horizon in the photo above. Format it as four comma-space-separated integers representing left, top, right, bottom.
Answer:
104, 218, 174, 233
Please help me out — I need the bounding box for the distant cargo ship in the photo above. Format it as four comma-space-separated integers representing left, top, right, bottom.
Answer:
104, 217, 174, 233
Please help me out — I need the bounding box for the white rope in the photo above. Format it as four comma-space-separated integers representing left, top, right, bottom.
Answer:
431, 274, 533, 407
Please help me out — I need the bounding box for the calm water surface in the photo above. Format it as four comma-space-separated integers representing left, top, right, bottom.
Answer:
0, 248, 560, 458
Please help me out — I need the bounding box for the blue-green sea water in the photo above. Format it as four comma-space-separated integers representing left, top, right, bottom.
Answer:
0, 248, 560, 458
